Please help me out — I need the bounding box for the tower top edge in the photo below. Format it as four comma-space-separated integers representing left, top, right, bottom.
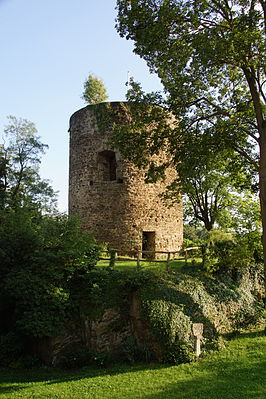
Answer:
69, 101, 128, 123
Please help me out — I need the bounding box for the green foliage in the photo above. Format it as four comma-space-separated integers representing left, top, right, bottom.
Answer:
219, 193, 261, 233
183, 225, 207, 248
183, 225, 264, 277
0, 331, 42, 369
76, 266, 263, 365
143, 299, 192, 344
0, 210, 99, 337
116, 1, 265, 160
59, 344, 115, 369
113, 78, 256, 232
60, 344, 93, 369
230, 300, 265, 330
0, 332, 24, 367
207, 229, 263, 276
82, 73, 108, 105
139, 270, 264, 360
77, 268, 153, 322
115, 1, 266, 288
163, 341, 195, 365
91, 102, 113, 135
121, 337, 155, 364
1, 116, 57, 212
0, 262, 264, 369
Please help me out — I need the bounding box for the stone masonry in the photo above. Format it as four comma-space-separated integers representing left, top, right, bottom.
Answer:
68, 102, 183, 256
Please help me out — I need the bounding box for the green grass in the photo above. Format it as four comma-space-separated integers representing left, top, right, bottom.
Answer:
0, 330, 265, 399
97, 257, 202, 272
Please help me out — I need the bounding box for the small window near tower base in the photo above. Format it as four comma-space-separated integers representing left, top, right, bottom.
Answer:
142, 231, 156, 259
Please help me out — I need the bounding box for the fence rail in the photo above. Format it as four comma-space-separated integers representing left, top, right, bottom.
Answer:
99, 247, 201, 271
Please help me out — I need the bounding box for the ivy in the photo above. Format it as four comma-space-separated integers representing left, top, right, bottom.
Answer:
89, 102, 113, 135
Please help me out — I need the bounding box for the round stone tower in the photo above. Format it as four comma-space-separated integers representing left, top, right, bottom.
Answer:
68, 102, 183, 256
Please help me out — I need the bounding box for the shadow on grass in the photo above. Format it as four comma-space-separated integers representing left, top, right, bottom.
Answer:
0, 332, 265, 398
0, 363, 165, 394
0, 384, 28, 396
141, 360, 266, 399
224, 329, 265, 340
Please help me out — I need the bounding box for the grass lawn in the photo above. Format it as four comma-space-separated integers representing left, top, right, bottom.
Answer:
97, 257, 202, 272
0, 330, 265, 399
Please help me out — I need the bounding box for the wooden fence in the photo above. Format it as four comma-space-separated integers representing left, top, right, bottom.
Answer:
99, 246, 201, 272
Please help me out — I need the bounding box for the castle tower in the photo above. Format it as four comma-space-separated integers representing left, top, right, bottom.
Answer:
68, 102, 183, 256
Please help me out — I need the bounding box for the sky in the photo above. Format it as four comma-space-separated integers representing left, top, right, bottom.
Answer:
0, 0, 162, 212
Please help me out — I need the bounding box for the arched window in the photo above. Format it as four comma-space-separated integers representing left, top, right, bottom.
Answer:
97, 150, 117, 181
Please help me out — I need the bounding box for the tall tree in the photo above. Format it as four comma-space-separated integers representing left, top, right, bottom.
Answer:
1, 116, 57, 211
82, 73, 108, 104
116, 0, 266, 291
113, 79, 254, 231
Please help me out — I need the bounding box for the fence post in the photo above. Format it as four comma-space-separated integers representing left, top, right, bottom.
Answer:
185, 249, 188, 265
166, 252, 171, 272
136, 250, 141, 269
109, 249, 116, 268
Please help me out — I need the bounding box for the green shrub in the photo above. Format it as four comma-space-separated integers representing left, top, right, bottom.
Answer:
0, 210, 99, 338
203, 335, 228, 353
163, 341, 195, 365
121, 337, 154, 364
60, 345, 93, 369
198, 229, 264, 280
0, 332, 24, 367
91, 351, 113, 368
230, 300, 266, 329
9, 355, 42, 369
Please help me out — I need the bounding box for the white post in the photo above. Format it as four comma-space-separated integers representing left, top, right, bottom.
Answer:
192, 323, 204, 357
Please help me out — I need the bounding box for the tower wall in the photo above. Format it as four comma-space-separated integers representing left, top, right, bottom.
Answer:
69, 102, 183, 255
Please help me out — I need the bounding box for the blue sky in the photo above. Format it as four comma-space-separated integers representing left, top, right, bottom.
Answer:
0, 0, 162, 212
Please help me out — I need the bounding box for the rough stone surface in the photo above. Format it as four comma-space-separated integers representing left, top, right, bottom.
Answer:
34, 298, 159, 366
68, 102, 183, 255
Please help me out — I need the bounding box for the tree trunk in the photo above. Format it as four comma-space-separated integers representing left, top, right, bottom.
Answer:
259, 130, 266, 297
243, 67, 266, 298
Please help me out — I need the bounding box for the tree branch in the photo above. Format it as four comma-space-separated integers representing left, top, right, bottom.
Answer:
233, 145, 259, 171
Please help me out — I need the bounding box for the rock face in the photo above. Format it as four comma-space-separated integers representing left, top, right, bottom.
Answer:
32, 269, 263, 366
69, 102, 183, 255
35, 295, 157, 366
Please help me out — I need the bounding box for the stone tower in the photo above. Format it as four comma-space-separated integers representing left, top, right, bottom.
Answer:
68, 102, 183, 256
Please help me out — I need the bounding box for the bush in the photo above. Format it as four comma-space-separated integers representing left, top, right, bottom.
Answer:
121, 337, 154, 364
0, 332, 24, 367
91, 351, 113, 368
230, 300, 266, 329
163, 341, 195, 365
60, 344, 93, 369
199, 229, 264, 279
204, 335, 228, 353
0, 210, 99, 338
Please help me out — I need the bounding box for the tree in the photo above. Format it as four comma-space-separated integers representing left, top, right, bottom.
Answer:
0, 210, 99, 338
82, 73, 108, 104
112, 79, 254, 231
116, 0, 266, 292
0, 116, 101, 352
1, 116, 57, 212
